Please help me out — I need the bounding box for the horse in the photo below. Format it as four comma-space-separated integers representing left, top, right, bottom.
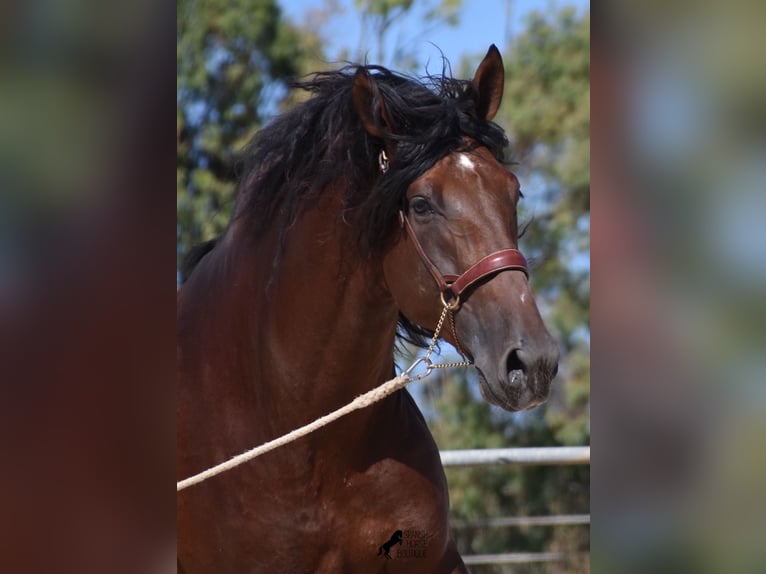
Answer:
177, 45, 559, 573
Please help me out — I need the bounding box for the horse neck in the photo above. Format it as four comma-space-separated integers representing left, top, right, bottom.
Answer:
226, 190, 400, 424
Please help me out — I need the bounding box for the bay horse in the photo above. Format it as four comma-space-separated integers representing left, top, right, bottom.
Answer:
177, 45, 559, 573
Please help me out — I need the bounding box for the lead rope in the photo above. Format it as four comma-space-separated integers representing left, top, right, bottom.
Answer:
177, 299, 470, 492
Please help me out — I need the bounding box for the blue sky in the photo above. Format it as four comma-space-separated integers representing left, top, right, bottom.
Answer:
282, 0, 589, 70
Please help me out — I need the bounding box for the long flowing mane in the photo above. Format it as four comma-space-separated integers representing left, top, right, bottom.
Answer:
183, 63, 510, 344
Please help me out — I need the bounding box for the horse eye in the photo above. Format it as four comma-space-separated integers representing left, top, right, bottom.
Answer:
410, 197, 432, 216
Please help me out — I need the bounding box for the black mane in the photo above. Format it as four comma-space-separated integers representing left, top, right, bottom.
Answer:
185, 63, 509, 346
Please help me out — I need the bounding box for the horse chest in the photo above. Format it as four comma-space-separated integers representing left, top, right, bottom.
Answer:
243, 422, 452, 568
287, 461, 453, 572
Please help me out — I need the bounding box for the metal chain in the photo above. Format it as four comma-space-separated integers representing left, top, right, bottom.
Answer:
447, 307, 470, 360
403, 299, 472, 381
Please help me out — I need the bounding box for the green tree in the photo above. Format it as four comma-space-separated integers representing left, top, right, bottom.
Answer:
422, 8, 590, 572
177, 0, 322, 269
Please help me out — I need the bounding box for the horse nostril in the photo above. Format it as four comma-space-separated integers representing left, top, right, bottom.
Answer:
505, 348, 525, 380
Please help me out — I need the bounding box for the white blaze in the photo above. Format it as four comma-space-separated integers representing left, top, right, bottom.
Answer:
458, 153, 475, 170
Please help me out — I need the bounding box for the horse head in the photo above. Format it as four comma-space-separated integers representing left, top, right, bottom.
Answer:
353, 46, 559, 411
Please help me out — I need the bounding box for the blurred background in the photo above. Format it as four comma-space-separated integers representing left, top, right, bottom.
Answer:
177, 1, 590, 572
591, 2, 766, 573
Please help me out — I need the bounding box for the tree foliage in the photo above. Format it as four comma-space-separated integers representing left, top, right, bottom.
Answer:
177, 0, 322, 268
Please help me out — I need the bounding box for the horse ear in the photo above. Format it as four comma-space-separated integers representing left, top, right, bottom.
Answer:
472, 44, 505, 121
352, 68, 396, 140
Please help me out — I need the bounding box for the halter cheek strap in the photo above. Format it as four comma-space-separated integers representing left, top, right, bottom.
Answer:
398, 210, 529, 302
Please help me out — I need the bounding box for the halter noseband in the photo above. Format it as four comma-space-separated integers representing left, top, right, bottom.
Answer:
398, 210, 529, 307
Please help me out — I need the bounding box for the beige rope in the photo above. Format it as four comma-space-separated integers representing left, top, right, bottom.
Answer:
177, 373, 411, 491
177, 304, 471, 492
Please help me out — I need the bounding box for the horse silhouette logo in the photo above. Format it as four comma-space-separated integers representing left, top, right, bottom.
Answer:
377, 530, 403, 559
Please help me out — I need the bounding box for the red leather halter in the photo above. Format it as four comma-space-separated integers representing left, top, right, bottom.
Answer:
398, 210, 529, 305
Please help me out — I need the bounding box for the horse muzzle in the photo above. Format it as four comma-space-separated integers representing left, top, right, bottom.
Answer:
471, 327, 560, 411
